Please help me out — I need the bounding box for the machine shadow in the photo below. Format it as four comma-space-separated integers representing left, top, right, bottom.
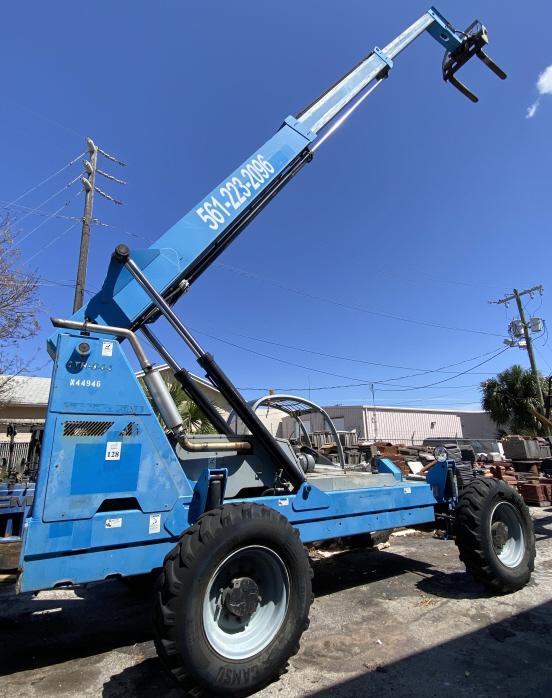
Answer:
0, 539, 519, 686
0, 544, 479, 679
100, 590, 552, 698
304, 598, 552, 698
310, 544, 485, 601
0, 579, 154, 675
531, 510, 552, 541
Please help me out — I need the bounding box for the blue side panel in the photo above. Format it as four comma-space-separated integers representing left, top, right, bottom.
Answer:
70, 443, 141, 494
252, 480, 437, 521
296, 506, 435, 543
47, 121, 314, 355
19, 330, 196, 590
38, 332, 192, 523
21, 539, 179, 591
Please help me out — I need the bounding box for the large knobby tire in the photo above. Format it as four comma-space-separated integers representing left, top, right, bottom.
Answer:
153, 502, 312, 696
455, 477, 535, 594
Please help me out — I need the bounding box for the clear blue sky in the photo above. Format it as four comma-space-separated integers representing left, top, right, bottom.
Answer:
2, 1, 551, 410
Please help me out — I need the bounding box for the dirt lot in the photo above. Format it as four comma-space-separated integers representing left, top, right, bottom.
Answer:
1, 508, 552, 698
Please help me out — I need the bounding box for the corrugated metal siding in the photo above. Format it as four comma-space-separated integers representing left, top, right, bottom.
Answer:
272, 406, 492, 446
362, 407, 462, 445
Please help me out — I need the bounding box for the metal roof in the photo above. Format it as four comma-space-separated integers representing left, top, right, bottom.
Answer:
0, 376, 51, 405
0, 367, 223, 408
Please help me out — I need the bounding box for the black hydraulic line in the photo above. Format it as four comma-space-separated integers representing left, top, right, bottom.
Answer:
197, 352, 307, 490
119, 250, 306, 489
140, 326, 232, 435
182, 149, 312, 286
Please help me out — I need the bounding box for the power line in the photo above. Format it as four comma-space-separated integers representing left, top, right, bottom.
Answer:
22, 222, 80, 266
4, 96, 85, 139
217, 263, 504, 338
371, 347, 509, 393
17, 190, 83, 245
13, 174, 82, 228
196, 324, 508, 391
205, 326, 502, 376
0, 199, 82, 223
4, 152, 84, 208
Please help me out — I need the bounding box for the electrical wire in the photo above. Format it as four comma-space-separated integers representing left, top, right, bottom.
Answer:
196, 324, 508, 391
13, 174, 82, 228
191, 325, 502, 387
21, 222, 80, 266
4, 96, 85, 139
371, 347, 510, 393
217, 263, 505, 338
4, 152, 84, 208
0, 200, 82, 224
17, 190, 82, 245
204, 326, 502, 376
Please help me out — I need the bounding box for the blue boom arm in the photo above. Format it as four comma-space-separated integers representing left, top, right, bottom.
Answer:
47, 6, 504, 357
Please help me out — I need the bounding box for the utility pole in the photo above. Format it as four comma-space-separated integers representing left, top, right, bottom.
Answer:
73, 138, 97, 312
491, 285, 545, 412
72, 137, 127, 312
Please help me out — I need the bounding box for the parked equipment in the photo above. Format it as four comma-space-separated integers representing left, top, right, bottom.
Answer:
2, 8, 528, 696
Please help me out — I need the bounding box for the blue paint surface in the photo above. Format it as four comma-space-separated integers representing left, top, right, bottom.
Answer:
70, 443, 141, 495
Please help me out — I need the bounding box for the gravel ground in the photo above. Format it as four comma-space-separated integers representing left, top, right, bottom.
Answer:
1, 508, 551, 697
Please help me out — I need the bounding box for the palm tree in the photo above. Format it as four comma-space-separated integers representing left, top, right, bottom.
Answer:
481, 364, 548, 435
166, 379, 217, 434
142, 374, 217, 435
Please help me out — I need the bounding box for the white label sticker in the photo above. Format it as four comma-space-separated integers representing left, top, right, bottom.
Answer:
149, 513, 161, 534
105, 517, 122, 528
105, 441, 122, 461
102, 341, 113, 357
278, 498, 289, 507
403, 487, 412, 494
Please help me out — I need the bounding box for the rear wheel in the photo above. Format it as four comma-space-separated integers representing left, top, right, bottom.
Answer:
455, 477, 535, 594
153, 502, 312, 696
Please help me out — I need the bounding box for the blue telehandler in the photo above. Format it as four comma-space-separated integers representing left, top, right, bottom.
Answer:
2, 7, 534, 695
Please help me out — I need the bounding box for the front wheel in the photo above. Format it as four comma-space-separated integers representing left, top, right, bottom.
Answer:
153, 503, 312, 696
455, 477, 535, 594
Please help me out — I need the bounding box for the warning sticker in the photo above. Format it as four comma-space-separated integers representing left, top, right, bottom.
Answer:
105, 517, 122, 529
105, 441, 122, 461
403, 487, 412, 494
277, 498, 289, 507
102, 341, 113, 357
149, 513, 161, 534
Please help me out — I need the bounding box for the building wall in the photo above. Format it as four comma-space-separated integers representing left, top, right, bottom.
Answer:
279, 406, 477, 446
457, 411, 498, 439
362, 407, 462, 445
0, 404, 46, 422
278, 406, 363, 440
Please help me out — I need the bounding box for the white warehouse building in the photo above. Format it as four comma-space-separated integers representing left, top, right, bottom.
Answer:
278, 404, 497, 445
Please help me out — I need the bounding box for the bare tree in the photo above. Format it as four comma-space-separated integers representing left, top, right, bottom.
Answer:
0, 216, 40, 402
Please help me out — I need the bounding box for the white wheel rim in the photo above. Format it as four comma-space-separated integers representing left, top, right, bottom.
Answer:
202, 545, 290, 660
490, 501, 525, 568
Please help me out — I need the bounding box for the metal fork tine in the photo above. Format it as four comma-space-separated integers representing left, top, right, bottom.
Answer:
476, 50, 507, 80
449, 74, 479, 103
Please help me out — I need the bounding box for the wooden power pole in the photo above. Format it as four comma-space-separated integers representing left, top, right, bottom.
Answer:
491, 285, 545, 412
72, 138, 126, 312
73, 138, 98, 312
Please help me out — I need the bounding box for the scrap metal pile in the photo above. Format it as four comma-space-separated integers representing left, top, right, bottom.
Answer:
375, 435, 552, 507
